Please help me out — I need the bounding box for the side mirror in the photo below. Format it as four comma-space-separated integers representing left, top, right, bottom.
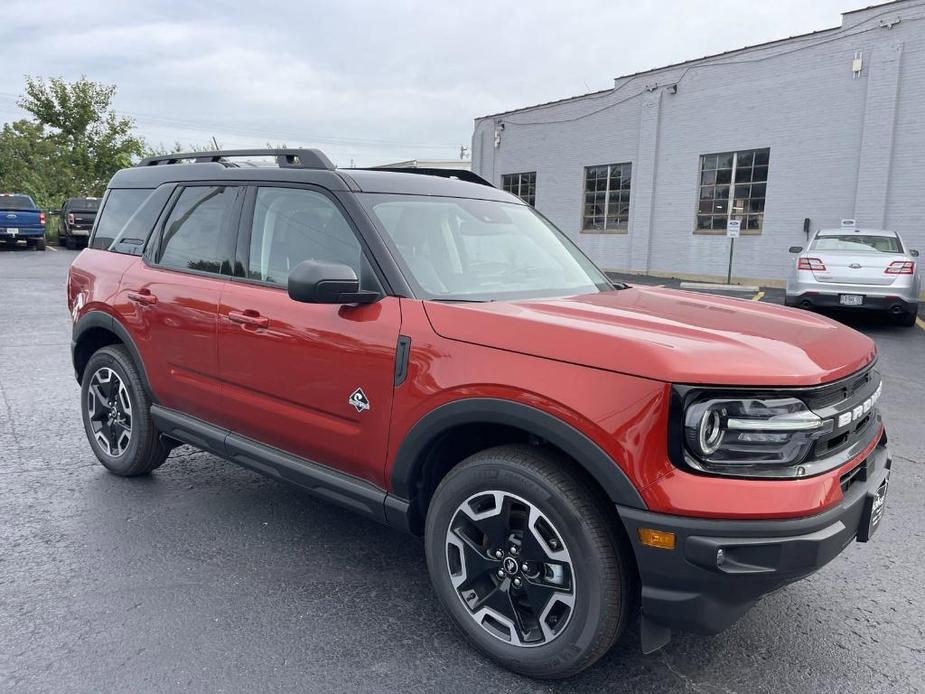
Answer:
910, 249, 920, 257
287, 260, 379, 304
788, 246, 803, 253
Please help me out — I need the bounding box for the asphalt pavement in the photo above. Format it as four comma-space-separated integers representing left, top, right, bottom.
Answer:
1, 246, 924, 693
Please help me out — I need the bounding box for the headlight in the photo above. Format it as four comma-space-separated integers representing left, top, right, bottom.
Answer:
682, 396, 833, 476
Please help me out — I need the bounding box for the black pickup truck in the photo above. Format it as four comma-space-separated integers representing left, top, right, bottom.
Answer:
59, 197, 100, 248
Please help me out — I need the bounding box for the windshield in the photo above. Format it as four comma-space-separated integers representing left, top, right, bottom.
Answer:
0, 195, 36, 210
360, 194, 613, 301
811, 234, 903, 253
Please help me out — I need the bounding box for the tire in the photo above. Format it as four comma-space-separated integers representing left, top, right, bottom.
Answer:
424, 444, 632, 679
36, 237, 46, 251
894, 309, 918, 327
80, 345, 168, 476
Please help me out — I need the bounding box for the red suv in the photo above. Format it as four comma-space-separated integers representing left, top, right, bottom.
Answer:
68, 149, 891, 679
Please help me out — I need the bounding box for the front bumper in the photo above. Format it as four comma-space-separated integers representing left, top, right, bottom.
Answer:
618, 440, 891, 636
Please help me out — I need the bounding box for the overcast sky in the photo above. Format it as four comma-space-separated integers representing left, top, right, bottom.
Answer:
0, 0, 880, 166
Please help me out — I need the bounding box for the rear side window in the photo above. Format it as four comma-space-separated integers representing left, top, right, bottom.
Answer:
90, 189, 154, 250
156, 186, 236, 275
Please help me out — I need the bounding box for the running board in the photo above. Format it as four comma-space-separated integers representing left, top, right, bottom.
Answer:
150, 404, 410, 529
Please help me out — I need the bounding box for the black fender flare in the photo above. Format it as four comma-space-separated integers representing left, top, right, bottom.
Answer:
391, 397, 647, 510
72, 310, 155, 400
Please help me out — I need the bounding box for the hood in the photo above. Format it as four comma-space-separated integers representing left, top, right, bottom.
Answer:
422, 287, 876, 386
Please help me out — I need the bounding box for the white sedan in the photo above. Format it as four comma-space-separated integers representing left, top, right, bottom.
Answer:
786, 227, 920, 326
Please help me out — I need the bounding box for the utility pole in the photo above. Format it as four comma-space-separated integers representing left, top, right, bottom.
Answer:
459, 145, 469, 160
211, 136, 220, 150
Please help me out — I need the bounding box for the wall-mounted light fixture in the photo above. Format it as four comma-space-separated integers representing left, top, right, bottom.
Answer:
494, 121, 504, 149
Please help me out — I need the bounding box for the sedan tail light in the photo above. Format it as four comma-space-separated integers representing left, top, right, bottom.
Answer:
885, 261, 915, 275
798, 257, 826, 271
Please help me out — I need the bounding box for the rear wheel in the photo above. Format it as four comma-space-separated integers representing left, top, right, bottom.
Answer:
424, 445, 632, 679
80, 345, 168, 476
895, 308, 918, 327
35, 236, 46, 251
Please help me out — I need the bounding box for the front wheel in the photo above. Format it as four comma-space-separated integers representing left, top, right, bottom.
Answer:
424, 445, 632, 679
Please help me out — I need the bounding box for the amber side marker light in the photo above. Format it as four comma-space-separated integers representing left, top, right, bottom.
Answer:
638, 528, 676, 550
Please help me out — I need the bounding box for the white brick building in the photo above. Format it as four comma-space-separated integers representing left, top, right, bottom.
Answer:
471, 0, 925, 284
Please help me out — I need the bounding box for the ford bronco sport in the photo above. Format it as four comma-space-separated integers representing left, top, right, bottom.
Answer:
67, 149, 891, 679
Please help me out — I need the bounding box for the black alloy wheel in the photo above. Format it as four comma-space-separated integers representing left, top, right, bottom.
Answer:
445, 490, 576, 647
86, 366, 133, 457
80, 345, 168, 476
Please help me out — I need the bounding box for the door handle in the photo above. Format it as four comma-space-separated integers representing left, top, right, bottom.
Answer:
127, 290, 157, 306
228, 309, 270, 328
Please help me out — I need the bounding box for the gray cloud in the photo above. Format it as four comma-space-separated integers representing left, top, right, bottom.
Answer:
0, 0, 861, 166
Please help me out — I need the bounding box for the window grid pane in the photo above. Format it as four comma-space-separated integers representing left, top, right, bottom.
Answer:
502, 171, 536, 206
696, 148, 769, 231
583, 162, 632, 231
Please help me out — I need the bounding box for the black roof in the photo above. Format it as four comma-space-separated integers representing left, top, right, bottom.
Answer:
108, 151, 515, 203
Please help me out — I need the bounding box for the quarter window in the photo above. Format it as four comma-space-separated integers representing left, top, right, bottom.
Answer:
582, 163, 631, 232
696, 148, 769, 232
501, 172, 536, 206
156, 186, 236, 275
246, 187, 370, 288
91, 189, 153, 250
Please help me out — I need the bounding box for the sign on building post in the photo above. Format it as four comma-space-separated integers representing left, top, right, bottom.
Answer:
726, 219, 741, 284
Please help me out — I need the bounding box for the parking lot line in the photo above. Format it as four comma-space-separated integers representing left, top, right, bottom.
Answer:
916, 316, 925, 331
752, 291, 765, 301
46, 245, 57, 252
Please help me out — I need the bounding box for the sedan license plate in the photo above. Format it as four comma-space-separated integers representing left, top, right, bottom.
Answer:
4, 227, 18, 236
839, 294, 863, 306
857, 472, 890, 543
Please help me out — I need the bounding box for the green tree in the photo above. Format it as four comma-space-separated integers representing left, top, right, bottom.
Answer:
0, 76, 145, 210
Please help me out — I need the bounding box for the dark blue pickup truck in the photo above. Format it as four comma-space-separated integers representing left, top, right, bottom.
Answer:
1, 194, 46, 250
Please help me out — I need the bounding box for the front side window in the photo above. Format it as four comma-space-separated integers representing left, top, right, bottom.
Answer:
811, 234, 903, 253
246, 187, 373, 288
582, 163, 631, 233
156, 186, 236, 275
501, 172, 536, 206
359, 194, 612, 301
697, 148, 769, 232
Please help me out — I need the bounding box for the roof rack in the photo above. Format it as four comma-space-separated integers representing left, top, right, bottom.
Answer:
368, 167, 494, 187
137, 148, 335, 170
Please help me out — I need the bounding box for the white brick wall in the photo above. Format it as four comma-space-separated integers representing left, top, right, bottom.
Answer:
473, 1, 925, 282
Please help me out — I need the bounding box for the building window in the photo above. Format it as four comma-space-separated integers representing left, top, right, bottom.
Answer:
582, 163, 631, 232
501, 172, 536, 206
696, 148, 769, 232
